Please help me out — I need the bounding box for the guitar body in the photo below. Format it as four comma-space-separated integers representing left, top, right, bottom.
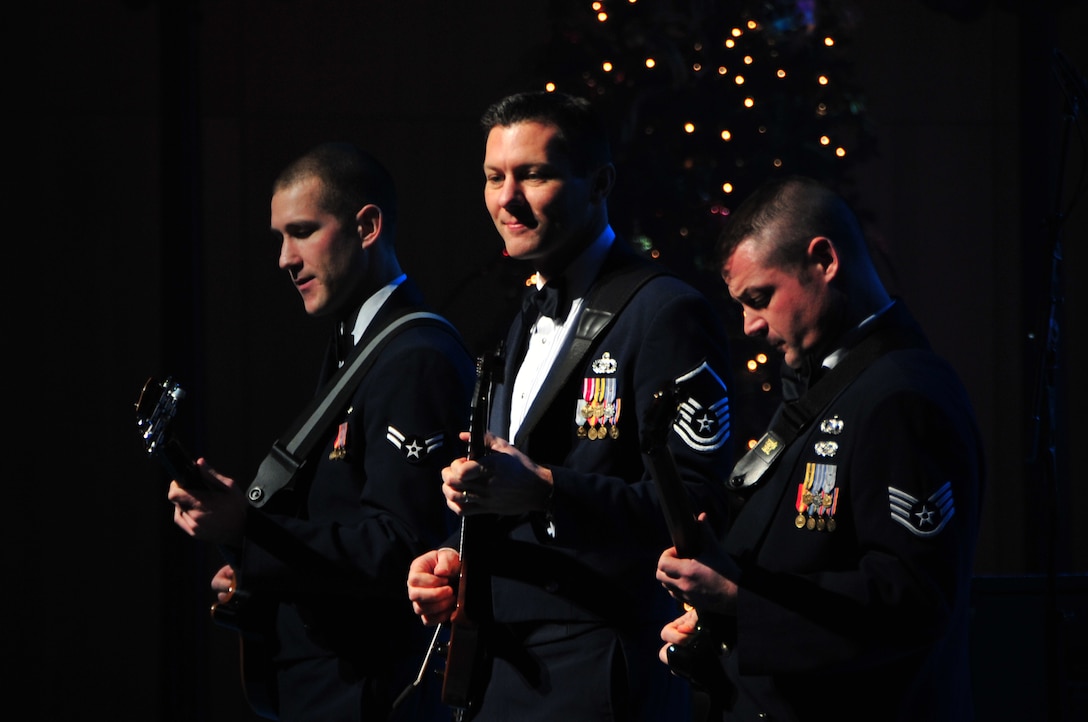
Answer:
210, 590, 280, 719
642, 387, 736, 710
440, 345, 503, 720
136, 376, 280, 719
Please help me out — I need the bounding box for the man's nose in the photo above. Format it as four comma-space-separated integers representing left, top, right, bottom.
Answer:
278, 238, 297, 270
742, 310, 766, 337
497, 178, 523, 207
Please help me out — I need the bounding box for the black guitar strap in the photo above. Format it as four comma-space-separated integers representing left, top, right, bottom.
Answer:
245, 311, 458, 507
727, 321, 917, 492
513, 260, 664, 446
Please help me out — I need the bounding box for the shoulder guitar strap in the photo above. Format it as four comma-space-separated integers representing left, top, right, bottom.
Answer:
514, 261, 663, 444
727, 323, 917, 492
245, 311, 458, 507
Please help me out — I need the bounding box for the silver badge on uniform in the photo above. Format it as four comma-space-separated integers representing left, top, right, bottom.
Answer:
820, 415, 844, 435
814, 440, 839, 457
591, 352, 618, 374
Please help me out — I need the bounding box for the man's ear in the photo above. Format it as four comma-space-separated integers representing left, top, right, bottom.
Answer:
807, 236, 839, 282
590, 163, 616, 201
355, 204, 382, 248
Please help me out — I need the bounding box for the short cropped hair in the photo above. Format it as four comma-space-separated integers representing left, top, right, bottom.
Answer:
274, 142, 398, 234
717, 175, 865, 270
480, 91, 612, 176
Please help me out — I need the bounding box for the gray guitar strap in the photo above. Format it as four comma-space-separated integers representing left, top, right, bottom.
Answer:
245, 311, 457, 507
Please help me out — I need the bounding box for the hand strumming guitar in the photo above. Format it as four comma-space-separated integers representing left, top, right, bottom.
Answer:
406, 548, 462, 626
655, 512, 741, 664
211, 564, 237, 605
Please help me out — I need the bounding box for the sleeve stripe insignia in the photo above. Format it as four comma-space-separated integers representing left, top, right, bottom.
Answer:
386, 426, 444, 464
671, 361, 731, 453
888, 481, 955, 537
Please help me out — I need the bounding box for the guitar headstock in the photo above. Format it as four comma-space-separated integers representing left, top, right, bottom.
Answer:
135, 376, 206, 489
467, 342, 504, 461
135, 376, 186, 458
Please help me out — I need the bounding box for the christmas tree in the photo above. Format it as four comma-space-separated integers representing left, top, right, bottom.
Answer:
517, 0, 875, 450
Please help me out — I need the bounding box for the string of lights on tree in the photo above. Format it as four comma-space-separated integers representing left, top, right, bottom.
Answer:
517, 0, 875, 449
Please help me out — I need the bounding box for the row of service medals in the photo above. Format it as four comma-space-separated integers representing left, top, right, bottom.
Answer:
794, 414, 844, 531
795, 461, 839, 532
577, 375, 619, 440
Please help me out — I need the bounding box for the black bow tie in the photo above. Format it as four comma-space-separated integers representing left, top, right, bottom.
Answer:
522, 281, 569, 325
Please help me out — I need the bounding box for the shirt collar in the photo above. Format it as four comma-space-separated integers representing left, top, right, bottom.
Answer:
345, 273, 407, 344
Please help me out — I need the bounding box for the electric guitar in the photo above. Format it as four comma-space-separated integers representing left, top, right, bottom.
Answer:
135, 376, 279, 719
641, 386, 735, 709
440, 344, 504, 721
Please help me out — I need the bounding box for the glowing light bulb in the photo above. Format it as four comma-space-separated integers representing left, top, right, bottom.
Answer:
722, 182, 734, 193
820, 135, 830, 145
744, 97, 755, 108
684, 122, 695, 133
734, 75, 745, 85
836, 147, 846, 157
818, 75, 829, 85
645, 58, 656, 68
720, 130, 732, 141
602, 61, 613, 72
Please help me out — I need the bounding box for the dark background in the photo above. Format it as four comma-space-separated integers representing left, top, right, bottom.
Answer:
20, 0, 1088, 719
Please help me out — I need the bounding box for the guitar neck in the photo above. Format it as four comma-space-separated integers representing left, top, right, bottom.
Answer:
641, 387, 702, 558
158, 437, 205, 491
440, 345, 502, 714
643, 443, 702, 558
